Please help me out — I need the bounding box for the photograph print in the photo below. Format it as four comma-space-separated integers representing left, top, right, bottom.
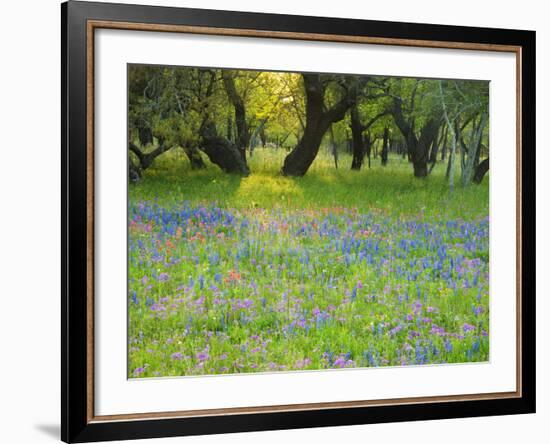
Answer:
127, 64, 490, 378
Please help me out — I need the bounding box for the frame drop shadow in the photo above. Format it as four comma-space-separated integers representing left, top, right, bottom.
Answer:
34, 423, 59, 440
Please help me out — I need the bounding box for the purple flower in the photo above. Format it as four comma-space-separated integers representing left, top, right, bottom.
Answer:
463, 323, 476, 333
389, 325, 403, 336
171, 352, 183, 360
412, 301, 423, 314
150, 303, 166, 312
235, 299, 253, 309
133, 367, 145, 375
333, 357, 346, 368
295, 358, 311, 369
473, 306, 483, 316
197, 352, 209, 362
431, 325, 446, 336
158, 272, 170, 282
195, 296, 205, 306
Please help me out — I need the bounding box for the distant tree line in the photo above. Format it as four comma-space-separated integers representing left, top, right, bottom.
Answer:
128, 65, 489, 187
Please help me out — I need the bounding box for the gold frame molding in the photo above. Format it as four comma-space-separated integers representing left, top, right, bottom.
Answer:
85, 19, 523, 424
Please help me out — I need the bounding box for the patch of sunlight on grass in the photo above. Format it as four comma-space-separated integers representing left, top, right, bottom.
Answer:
130, 146, 489, 221
236, 174, 304, 208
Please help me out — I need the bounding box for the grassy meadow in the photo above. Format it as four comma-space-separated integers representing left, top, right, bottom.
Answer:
128, 149, 489, 378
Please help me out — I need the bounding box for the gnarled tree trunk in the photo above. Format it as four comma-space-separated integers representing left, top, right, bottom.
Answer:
381, 127, 389, 166
190, 70, 249, 176
138, 124, 153, 147
129, 140, 171, 171
392, 96, 440, 178
182, 146, 206, 170
282, 74, 354, 176
404, 123, 439, 177
281, 123, 327, 176
222, 72, 249, 163
350, 104, 365, 170
350, 107, 389, 171
473, 158, 489, 184
199, 122, 249, 175
461, 112, 487, 186
129, 157, 142, 182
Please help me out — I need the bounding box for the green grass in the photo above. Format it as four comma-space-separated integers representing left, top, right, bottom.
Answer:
130, 148, 488, 220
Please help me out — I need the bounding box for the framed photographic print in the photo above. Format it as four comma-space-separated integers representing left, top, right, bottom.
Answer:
61, 1, 536, 442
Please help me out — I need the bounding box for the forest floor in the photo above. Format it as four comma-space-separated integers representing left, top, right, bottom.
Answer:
128, 149, 490, 378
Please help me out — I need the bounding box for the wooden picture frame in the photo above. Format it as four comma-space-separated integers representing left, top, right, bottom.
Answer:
62, 1, 536, 442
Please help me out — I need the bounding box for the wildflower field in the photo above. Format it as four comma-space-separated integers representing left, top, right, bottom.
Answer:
128, 150, 490, 378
